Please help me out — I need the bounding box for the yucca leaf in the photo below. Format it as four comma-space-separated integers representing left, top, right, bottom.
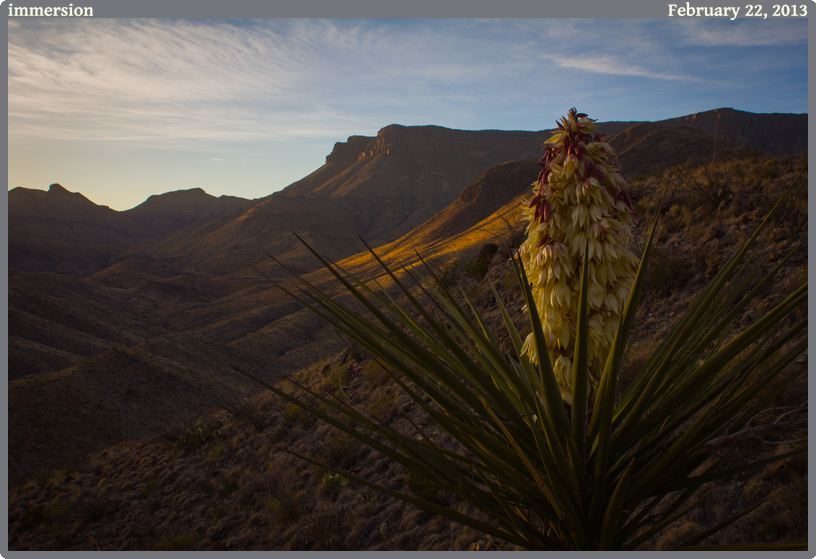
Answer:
655, 284, 806, 418
593, 213, 658, 437
570, 244, 590, 461
620, 491, 714, 551
621, 451, 728, 541
612, 197, 791, 440
616, 283, 806, 458
490, 279, 545, 395
674, 495, 772, 549
512, 253, 571, 444
281, 444, 537, 549
653, 446, 806, 495
588, 273, 636, 519
599, 458, 634, 550
629, 329, 806, 465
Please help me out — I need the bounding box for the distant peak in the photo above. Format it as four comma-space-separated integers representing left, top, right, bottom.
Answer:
146, 187, 210, 200
48, 183, 70, 194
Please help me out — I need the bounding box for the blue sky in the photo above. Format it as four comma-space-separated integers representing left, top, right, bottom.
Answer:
7, 18, 808, 211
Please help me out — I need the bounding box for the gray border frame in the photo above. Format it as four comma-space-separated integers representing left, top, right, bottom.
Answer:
3, 1, 811, 558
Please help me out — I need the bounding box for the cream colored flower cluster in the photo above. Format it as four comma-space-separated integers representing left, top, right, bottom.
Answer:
519, 109, 639, 405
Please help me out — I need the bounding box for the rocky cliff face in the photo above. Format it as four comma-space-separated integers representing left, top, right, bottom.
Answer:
327, 124, 552, 164
323, 108, 807, 176
325, 135, 376, 164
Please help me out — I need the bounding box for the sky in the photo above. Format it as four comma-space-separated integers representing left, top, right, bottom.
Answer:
7, 18, 808, 211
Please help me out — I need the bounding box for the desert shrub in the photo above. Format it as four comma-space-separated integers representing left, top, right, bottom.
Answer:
463, 244, 497, 281
301, 501, 350, 550
463, 257, 490, 280
321, 471, 351, 494
749, 481, 808, 542
362, 360, 391, 386
208, 385, 268, 432
333, 331, 369, 362
757, 158, 782, 180
152, 414, 199, 445
367, 393, 398, 423
140, 478, 159, 498
72, 492, 114, 524
501, 268, 522, 298
326, 363, 352, 389
437, 259, 460, 289
218, 475, 240, 496
175, 421, 222, 452
499, 215, 527, 250
284, 403, 311, 426
313, 432, 366, 471
209, 502, 229, 521
265, 490, 304, 524
647, 247, 691, 295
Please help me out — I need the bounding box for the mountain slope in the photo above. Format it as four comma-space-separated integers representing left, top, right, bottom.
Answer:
9, 183, 144, 245
657, 107, 806, 153
8, 183, 256, 248
135, 125, 557, 279
123, 187, 256, 234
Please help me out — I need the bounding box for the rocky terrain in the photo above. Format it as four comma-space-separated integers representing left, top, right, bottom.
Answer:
6, 108, 808, 550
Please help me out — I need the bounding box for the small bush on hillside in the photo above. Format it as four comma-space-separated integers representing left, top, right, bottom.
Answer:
647, 247, 691, 296
464, 243, 498, 280
175, 421, 222, 452
209, 385, 268, 433
333, 331, 369, 362
437, 259, 460, 289
463, 257, 490, 280
367, 393, 398, 423
362, 360, 391, 386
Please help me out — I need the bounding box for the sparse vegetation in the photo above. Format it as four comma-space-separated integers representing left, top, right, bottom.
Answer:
333, 331, 369, 362
7, 114, 808, 552
208, 384, 268, 433
437, 259, 460, 289
463, 243, 498, 280
242, 111, 807, 551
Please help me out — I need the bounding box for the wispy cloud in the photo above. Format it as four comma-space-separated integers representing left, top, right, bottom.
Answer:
674, 19, 807, 47
14, 18, 803, 148
544, 54, 698, 81
8, 19, 540, 145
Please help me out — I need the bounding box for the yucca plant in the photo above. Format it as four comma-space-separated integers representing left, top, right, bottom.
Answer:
243, 111, 807, 550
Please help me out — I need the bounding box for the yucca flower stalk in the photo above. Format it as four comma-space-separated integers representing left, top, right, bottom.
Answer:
520, 108, 640, 405
241, 119, 807, 550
